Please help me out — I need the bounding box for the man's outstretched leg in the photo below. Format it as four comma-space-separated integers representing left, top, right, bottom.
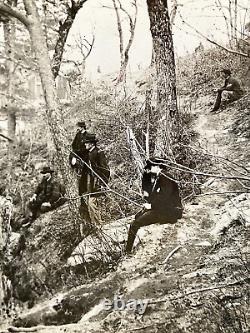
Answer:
125, 223, 140, 254
125, 210, 161, 254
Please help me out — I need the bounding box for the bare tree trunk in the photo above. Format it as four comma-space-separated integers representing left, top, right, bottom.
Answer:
23, 0, 66, 162
229, 0, 234, 47
234, 0, 238, 45
21, 0, 86, 248
3, 1, 17, 145
52, 0, 88, 78
0, 0, 98, 258
113, 0, 137, 83
215, 0, 231, 44
146, 0, 178, 155
0, 197, 13, 304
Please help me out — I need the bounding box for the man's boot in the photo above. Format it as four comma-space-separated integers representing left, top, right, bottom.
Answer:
125, 224, 139, 254
211, 90, 222, 112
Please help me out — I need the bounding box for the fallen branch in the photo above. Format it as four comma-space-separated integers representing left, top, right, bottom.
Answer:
179, 143, 250, 174
162, 245, 182, 266
148, 277, 249, 305
0, 132, 13, 142
155, 156, 250, 182
8, 326, 47, 332
195, 190, 249, 197
179, 13, 249, 58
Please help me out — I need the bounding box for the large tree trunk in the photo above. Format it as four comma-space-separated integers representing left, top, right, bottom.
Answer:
22, 0, 87, 249
0, 0, 96, 258
146, 0, 178, 156
22, 1, 70, 177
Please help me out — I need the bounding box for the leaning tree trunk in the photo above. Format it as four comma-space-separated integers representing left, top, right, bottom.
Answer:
22, 0, 86, 253
146, 0, 178, 156
0, 0, 98, 258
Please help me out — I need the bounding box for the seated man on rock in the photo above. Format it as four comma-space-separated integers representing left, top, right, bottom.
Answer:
25, 166, 66, 225
125, 158, 183, 254
212, 68, 244, 112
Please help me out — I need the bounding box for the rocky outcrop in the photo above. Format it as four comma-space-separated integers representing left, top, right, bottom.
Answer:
211, 193, 250, 236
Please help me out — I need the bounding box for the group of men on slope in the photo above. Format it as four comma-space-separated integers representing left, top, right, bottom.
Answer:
23, 67, 244, 253
23, 120, 184, 253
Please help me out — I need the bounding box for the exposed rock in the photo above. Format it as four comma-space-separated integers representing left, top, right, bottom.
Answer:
67, 216, 146, 265
211, 193, 250, 237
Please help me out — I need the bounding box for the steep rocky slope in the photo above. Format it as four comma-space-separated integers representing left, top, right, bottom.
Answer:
1, 92, 249, 333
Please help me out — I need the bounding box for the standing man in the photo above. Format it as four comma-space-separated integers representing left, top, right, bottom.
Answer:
27, 166, 66, 223
79, 133, 110, 224
125, 158, 183, 254
69, 121, 89, 173
212, 69, 244, 112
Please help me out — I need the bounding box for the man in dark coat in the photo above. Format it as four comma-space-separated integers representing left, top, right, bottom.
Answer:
125, 158, 183, 254
212, 69, 244, 112
28, 167, 66, 221
79, 133, 110, 197
69, 121, 89, 173
78, 133, 110, 224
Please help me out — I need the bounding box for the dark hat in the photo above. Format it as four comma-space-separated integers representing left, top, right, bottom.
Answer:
40, 166, 54, 174
84, 133, 98, 143
77, 121, 86, 128
221, 68, 232, 75
145, 157, 167, 169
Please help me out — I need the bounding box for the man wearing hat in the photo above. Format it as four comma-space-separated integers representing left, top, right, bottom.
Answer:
27, 166, 66, 223
212, 69, 244, 112
78, 133, 110, 224
70, 121, 89, 173
125, 158, 183, 254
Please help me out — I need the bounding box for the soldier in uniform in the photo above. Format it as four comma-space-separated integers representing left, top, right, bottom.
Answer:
125, 158, 183, 254
27, 167, 66, 223
212, 69, 244, 112
78, 133, 110, 224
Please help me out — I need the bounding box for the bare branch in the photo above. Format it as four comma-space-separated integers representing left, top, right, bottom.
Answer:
74, 33, 95, 60
180, 13, 249, 58
170, 0, 179, 26
52, 0, 88, 78
122, 0, 137, 57
148, 278, 249, 305
0, 2, 30, 27
162, 245, 182, 266
214, 0, 231, 42
0, 132, 13, 142
160, 158, 250, 182
115, 0, 138, 82
66, 148, 143, 208
112, 0, 124, 59
118, 0, 133, 30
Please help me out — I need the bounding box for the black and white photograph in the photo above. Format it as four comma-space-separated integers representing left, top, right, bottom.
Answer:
0, 0, 249, 332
